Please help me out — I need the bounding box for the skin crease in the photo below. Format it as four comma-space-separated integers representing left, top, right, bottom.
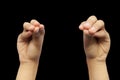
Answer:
17, 20, 45, 63
79, 15, 110, 80
16, 20, 45, 80
16, 15, 111, 80
79, 16, 110, 61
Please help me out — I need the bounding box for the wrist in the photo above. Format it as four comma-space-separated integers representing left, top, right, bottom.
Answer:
19, 59, 40, 65
86, 57, 106, 63
19, 55, 40, 64
86, 53, 107, 62
16, 61, 39, 80
86, 58, 109, 80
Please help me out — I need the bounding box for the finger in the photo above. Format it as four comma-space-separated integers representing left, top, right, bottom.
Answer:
39, 24, 45, 33
92, 29, 108, 38
19, 31, 32, 41
86, 15, 98, 24
34, 27, 40, 33
33, 24, 45, 38
79, 21, 86, 30
30, 19, 40, 26
83, 15, 97, 29
23, 22, 34, 31
89, 20, 104, 34
32, 24, 45, 47
83, 30, 89, 35
30, 19, 45, 34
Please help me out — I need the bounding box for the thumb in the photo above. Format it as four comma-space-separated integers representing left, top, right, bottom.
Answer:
83, 30, 96, 48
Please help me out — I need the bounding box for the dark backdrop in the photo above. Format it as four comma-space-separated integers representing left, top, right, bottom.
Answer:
1, 3, 119, 80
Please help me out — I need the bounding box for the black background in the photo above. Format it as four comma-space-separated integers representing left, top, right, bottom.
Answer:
1, 2, 119, 80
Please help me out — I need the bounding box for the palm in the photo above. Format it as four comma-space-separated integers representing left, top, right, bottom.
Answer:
84, 33, 110, 60
17, 34, 43, 62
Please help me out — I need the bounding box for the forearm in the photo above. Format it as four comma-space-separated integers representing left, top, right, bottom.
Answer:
16, 61, 39, 80
87, 59, 109, 80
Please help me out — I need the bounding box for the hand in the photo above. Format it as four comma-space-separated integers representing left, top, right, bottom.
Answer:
79, 15, 111, 61
17, 19, 45, 63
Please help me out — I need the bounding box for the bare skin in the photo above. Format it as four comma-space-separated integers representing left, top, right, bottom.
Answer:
79, 15, 111, 80
16, 16, 111, 80
16, 19, 45, 80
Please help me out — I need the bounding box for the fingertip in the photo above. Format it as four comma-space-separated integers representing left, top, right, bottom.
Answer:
83, 22, 91, 29
89, 27, 96, 34
23, 22, 28, 26
84, 30, 89, 35
40, 24, 44, 28
84, 29, 95, 36
88, 15, 97, 20
39, 24, 45, 31
30, 19, 37, 23
34, 27, 40, 33
30, 19, 40, 26
79, 25, 83, 30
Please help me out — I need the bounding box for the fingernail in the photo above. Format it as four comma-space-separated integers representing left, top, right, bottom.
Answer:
83, 22, 90, 29
90, 27, 96, 32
